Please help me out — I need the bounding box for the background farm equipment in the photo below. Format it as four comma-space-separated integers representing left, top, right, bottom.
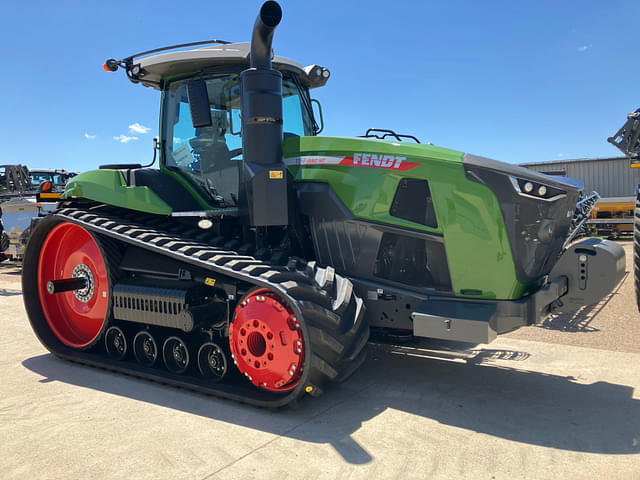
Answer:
608, 107, 640, 310
588, 196, 635, 239
0, 165, 70, 262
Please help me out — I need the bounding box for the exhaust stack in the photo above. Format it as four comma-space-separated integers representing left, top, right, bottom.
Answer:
250, 1, 281, 70
240, 1, 288, 226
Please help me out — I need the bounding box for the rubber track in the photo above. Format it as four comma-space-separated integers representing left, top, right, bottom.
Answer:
1, 230, 8, 252
635, 191, 640, 312
23, 206, 367, 408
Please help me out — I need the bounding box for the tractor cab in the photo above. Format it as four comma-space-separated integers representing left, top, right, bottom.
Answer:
117, 41, 329, 212
66, 36, 330, 223
160, 65, 318, 206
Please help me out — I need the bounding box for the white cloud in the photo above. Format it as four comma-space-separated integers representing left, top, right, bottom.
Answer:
113, 134, 139, 143
84, 133, 96, 139
557, 153, 565, 158
577, 45, 591, 52
128, 122, 151, 134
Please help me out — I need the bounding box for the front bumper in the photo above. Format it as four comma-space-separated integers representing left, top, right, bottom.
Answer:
359, 238, 625, 344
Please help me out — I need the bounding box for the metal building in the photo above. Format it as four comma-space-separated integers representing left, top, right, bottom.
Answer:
520, 156, 640, 198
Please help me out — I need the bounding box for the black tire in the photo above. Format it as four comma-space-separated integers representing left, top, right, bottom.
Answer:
265, 262, 368, 399
634, 189, 640, 312
1, 230, 9, 252
0, 230, 8, 263
300, 263, 369, 376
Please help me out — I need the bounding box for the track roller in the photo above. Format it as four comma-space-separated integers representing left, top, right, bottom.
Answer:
133, 331, 159, 367
197, 342, 227, 381
105, 326, 127, 360
163, 336, 190, 374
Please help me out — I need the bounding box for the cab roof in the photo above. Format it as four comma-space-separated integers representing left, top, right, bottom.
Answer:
131, 42, 329, 90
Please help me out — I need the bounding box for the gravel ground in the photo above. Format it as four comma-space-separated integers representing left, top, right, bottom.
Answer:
505, 240, 640, 353
1, 240, 638, 479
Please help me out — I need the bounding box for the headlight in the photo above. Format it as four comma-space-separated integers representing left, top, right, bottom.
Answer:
509, 176, 566, 201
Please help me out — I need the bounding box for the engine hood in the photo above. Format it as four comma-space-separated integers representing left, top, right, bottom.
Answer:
462, 153, 581, 193
283, 136, 579, 195
282, 135, 465, 166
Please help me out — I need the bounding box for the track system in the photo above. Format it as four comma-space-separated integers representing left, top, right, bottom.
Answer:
0, 230, 8, 262
22, 205, 368, 407
635, 191, 640, 311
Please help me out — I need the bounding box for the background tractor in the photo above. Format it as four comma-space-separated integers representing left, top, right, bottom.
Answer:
22, 1, 626, 407
608, 108, 640, 310
0, 165, 67, 263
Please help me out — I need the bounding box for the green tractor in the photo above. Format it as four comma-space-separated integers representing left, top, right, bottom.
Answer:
23, 1, 625, 407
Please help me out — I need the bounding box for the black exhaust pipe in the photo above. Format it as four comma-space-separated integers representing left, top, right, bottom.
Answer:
241, 1, 288, 227
250, 1, 282, 70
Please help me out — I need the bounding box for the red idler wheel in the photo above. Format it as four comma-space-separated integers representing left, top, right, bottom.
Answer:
37, 222, 110, 349
229, 288, 304, 392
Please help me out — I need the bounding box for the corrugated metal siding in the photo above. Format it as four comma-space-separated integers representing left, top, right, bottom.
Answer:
521, 157, 640, 197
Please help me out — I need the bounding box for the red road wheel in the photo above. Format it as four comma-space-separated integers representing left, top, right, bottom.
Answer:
229, 288, 304, 392
37, 222, 111, 349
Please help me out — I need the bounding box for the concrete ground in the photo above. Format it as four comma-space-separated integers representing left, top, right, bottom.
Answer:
1, 241, 639, 479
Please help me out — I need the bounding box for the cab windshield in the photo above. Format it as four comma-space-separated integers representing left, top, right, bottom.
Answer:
162, 72, 314, 206
29, 171, 67, 188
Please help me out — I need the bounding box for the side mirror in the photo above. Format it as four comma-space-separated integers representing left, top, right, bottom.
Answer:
187, 79, 212, 128
311, 98, 324, 134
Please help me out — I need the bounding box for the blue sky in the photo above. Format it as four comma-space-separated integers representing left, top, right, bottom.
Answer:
1, 1, 638, 173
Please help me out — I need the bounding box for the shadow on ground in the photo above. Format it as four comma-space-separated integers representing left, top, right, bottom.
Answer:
0, 288, 22, 296
22, 342, 640, 463
537, 271, 629, 333
0, 262, 22, 276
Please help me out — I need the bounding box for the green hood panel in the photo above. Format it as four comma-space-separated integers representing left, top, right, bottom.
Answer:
284, 135, 523, 300
62, 170, 173, 215
283, 136, 464, 163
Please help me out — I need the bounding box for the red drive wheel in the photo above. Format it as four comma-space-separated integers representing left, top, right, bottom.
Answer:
229, 288, 304, 392
37, 222, 111, 349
